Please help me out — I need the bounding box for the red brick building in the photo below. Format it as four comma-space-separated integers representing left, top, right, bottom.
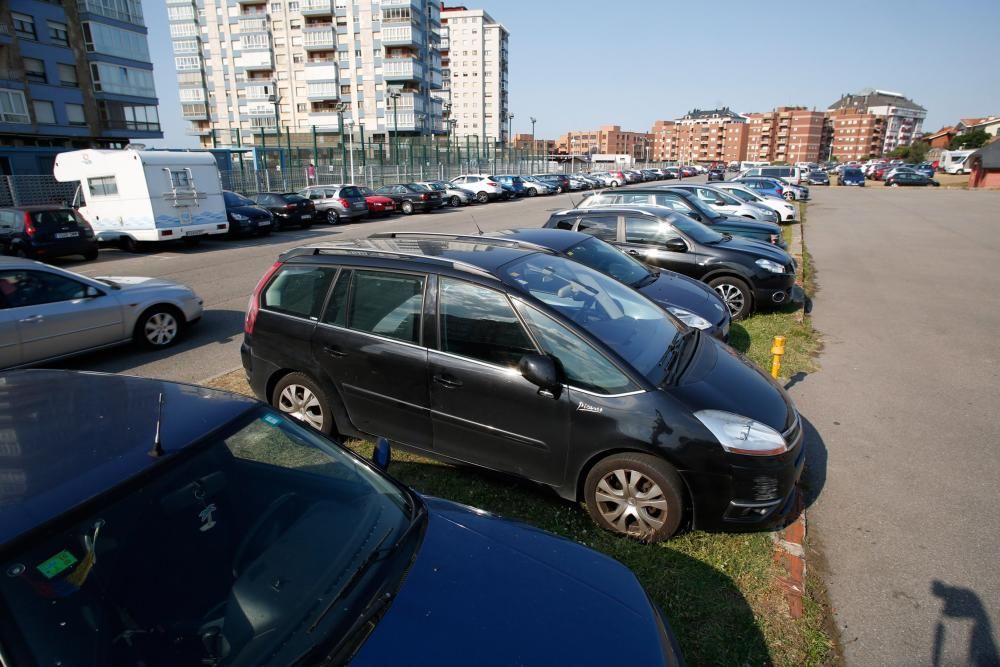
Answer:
824, 109, 885, 162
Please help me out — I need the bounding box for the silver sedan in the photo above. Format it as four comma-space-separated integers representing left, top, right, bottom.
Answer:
0, 258, 203, 369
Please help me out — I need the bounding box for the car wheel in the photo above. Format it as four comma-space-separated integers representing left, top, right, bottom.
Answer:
119, 236, 139, 253
527, 188, 537, 197
134, 306, 182, 349
709, 276, 752, 320
401, 201, 414, 215
783, 192, 795, 201
610, 181, 619, 188
272, 372, 333, 434
326, 209, 340, 224
14, 247, 31, 259
83, 248, 99, 261
449, 195, 460, 207
890, 182, 899, 187
476, 191, 489, 204
584, 452, 684, 542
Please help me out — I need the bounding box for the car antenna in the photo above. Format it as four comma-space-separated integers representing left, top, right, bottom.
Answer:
148, 392, 165, 458
568, 196, 579, 208
470, 214, 484, 235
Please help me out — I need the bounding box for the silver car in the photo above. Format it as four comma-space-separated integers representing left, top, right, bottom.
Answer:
521, 176, 554, 196
0, 259, 203, 369
298, 184, 369, 224
418, 181, 475, 207
661, 184, 779, 223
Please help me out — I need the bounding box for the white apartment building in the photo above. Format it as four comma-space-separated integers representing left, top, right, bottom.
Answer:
437, 6, 509, 143
168, 0, 444, 147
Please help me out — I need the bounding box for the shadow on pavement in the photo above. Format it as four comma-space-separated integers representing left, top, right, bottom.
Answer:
931, 580, 1000, 667
798, 415, 827, 509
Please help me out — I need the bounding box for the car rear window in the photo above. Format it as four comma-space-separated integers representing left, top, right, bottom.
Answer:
262, 266, 336, 319
31, 210, 81, 229
340, 187, 362, 198
282, 194, 309, 203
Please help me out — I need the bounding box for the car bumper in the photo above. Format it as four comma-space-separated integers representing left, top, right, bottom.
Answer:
752, 273, 797, 306
25, 239, 98, 257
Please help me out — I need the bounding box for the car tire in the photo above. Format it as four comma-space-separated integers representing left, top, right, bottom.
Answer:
584, 452, 685, 542
302, 220, 314, 229
450, 195, 460, 207
83, 248, 99, 261
272, 372, 334, 434
708, 275, 752, 320
783, 192, 795, 201
476, 191, 489, 204
14, 247, 31, 259
527, 188, 537, 197
326, 209, 340, 224
401, 201, 414, 215
134, 305, 183, 349
119, 236, 139, 253
890, 182, 899, 187
610, 181, 618, 188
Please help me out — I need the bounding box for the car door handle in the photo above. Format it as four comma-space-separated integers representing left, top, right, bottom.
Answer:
323, 344, 347, 358
19, 315, 44, 324
626, 249, 641, 256
433, 375, 463, 389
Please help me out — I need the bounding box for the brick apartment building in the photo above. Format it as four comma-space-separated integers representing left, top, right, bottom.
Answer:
741, 107, 825, 164
827, 89, 925, 156
745, 111, 776, 162
824, 109, 885, 162
512, 132, 555, 154
557, 125, 651, 159
650, 108, 744, 162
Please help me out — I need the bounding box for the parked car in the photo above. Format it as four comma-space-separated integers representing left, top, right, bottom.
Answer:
566, 176, 590, 191
450, 174, 504, 203
0, 369, 685, 665
660, 184, 780, 223
714, 182, 798, 222
0, 258, 202, 367
913, 163, 936, 179
731, 177, 785, 199
374, 183, 444, 214
836, 168, 866, 186
707, 168, 725, 182
533, 173, 572, 192
356, 185, 398, 216
740, 165, 805, 185
587, 172, 617, 187
663, 167, 680, 180
521, 175, 555, 196
885, 172, 940, 187
243, 236, 804, 541
623, 170, 643, 184
374, 229, 731, 341
679, 166, 698, 178
0, 206, 98, 261
418, 181, 475, 207
251, 193, 316, 230
806, 170, 829, 186
298, 184, 369, 224
493, 174, 527, 198
222, 191, 273, 237
544, 205, 798, 320
771, 177, 810, 201
580, 188, 787, 248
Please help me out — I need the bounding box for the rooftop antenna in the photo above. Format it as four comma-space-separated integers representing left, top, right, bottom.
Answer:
148, 393, 165, 458
470, 213, 484, 235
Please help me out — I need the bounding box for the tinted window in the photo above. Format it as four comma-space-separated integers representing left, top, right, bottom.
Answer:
282, 194, 309, 204
438, 278, 535, 366
262, 266, 335, 319
625, 216, 681, 246
321, 269, 351, 327
575, 214, 617, 241
224, 191, 253, 207
723, 187, 755, 202
665, 214, 724, 245
30, 210, 81, 229
348, 271, 424, 344
564, 237, 650, 286
517, 303, 637, 395
0, 270, 88, 309
406, 183, 429, 191
340, 186, 362, 198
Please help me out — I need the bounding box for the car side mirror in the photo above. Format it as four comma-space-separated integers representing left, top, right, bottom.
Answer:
372, 437, 392, 471
518, 354, 561, 394
715, 199, 726, 206
664, 238, 687, 252
85, 286, 103, 298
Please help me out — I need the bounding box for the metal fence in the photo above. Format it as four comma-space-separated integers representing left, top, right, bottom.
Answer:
0, 176, 79, 207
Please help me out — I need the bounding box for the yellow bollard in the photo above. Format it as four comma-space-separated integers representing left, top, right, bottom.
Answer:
770, 335, 786, 379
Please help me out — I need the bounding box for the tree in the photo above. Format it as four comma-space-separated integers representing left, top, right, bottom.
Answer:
907, 141, 929, 164
949, 129, 990, 150
890, 145, 910, 159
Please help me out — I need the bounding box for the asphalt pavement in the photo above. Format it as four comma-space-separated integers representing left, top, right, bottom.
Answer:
794, 186, 1000, 665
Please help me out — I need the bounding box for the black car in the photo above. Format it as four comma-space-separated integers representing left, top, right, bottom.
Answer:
532, 173, 570, 193
223, 190, 273, 236
250, 192, 316, 230
707, 168, 725, 182
371, 229, 731, 341
0, 370, 683, 666
581, 188, 787, 249
0, 206, 98, 261
806, 170, 830, 186
374, 183, 444, 214
885, 172, 940, 187
242, 236, 804, 542
545, 205, 798, 320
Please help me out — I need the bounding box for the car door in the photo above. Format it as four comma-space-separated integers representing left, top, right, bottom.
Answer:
312, 268, 432, 449
0, 274, 21, 367
621, 215, 705, 280
691, 186, 739, 215
428, 276, 570, 485
2, 269, 125, 365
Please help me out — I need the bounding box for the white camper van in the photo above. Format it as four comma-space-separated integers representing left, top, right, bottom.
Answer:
939, 150, 974, 175
53, 149, 228, 251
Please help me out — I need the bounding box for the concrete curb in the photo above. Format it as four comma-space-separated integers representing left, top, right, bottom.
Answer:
198, 365, 243, 386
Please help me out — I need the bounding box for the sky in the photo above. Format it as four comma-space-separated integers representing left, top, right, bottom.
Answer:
142, 0, 1000, 148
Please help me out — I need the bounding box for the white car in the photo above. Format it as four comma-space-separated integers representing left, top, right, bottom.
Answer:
714, 182, 798, 222
521, 176, 554, 196
0, 258, 203, 369
449, 174, 504, 203
663, 184, 779, 223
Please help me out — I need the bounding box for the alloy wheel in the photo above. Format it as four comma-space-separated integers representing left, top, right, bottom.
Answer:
594, 469, 669, 537
327, 209, 339, 224
714, 283, 745, 317
277, 384, 324, 431
144, 312, 178, 346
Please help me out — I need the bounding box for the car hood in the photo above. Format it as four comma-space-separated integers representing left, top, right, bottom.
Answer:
672, 334, 796, 432
714, 216, 781, 235
354, 497, 672, 666
638, 270, 728, 324
96, 276, 194, 294
228, 204, 271, 219
711, 235, 793, 265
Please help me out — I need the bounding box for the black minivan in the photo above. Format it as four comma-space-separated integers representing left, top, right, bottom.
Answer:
0, 206, 98, 261
545, 205, 799, 320
242, 236, 804, 542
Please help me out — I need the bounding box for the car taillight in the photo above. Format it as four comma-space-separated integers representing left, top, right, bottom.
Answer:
420, 193, 429, 201
245, 261, 282, 335
339, 198, 350, 208
23, 212, 35, 236
770, 234, 780, 244
485, 181, 497, 187
776, 187, 783, 194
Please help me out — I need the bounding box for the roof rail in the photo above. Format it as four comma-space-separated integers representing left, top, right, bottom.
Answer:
280, 242, 499, 280
367, 231, 554, 254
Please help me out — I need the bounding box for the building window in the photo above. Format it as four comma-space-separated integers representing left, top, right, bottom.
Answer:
33, 100, 56, 124
66, 103, 87, 126
297, 103, 306, 112
24, 58, 47, 84
57, 63, 78, 87
48, 21, 69, 46
0, 89, 29, 124
12, 13, 36, 40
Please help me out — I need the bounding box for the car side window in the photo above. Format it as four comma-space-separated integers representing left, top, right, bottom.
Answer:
624, 216, 677, 246
620, 193, 652, 205
348, 270, 424, 344
438, 278, 536, 367
0, 270, 88, 309
516, 302, 638, 395
261, 266, 336, 320
320, 269, 351, 327
652, 193, 694, 214
575, 215, 618, 241
0, 211, 14, 232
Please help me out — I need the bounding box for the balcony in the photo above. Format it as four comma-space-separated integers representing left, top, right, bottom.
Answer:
78, 0, 144, 26
236, 0, 266, 5
303, 27, 336, 50
306, 82, 339, 100
181, 103, 209, 120
243, 83, 276, 99
301, 0, 334, 15
384, 58, 422, 81
303, 62, 339, 83
389, 92, 425, 113
239, 16, 269, 32
382, 0, 418, 6
382, 24, 423, 46
236, 51, 273, 71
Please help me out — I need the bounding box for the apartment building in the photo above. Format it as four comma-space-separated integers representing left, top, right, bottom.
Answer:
0, 0, 161, 174
437, 5, 508, 143
824, 109, 884, 162
772, 107, 824, 164
745, 111, 776, 162
169, 0, 445, 149
650, 120, 676, 162
557, 125, 650, 159
827, 89, 925, 156
650, 108, 745, 163
512, 132, 553, 154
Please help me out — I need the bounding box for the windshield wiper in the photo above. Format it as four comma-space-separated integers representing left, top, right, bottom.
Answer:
96, 278, 121, 290
631, 271, 659, 288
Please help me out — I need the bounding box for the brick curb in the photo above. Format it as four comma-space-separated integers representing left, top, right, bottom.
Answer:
773, 490, 807, 618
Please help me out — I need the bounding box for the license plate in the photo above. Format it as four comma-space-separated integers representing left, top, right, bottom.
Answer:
54, 232, 79, 239
301, 214, 312, 219
258, 220, 271, 226
186, 231, 205, 237
386, 205, 395, 210
353, 203, 366, 209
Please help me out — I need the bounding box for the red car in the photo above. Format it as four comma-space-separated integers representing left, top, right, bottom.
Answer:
680, 166, 698, 177
358, 186, 396, 217
872, 165, 892, 181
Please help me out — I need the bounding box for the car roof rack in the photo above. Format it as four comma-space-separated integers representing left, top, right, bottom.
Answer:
280, 241, 500, 280
368, 231, 554, 254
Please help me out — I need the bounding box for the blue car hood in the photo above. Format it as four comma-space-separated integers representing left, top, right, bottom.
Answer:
639, 270, 728, 326
352, 497, 670, 665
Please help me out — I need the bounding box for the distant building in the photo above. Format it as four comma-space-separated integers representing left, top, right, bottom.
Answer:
0, 0, 161, 174
826, 89, 926, 156
557, 125, 650, 160
956, 116, 1000, 138
924, 127, 958, 149
968, 138, 1000, 188
824, 109, 885, 162
650, 107, 745, 163
512, 132, 554, 154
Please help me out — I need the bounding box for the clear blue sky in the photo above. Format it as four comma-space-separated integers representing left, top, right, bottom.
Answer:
143, 0, 1000, 148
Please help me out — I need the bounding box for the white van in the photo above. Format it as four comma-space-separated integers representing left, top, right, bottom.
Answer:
54, 149, 228, 251
739, 160, 771, 171
740, 165, 805, 184
939, 150, 974, 175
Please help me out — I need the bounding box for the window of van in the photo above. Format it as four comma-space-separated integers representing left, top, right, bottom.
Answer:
169, 170, 192, 189
87, 176, 118, 197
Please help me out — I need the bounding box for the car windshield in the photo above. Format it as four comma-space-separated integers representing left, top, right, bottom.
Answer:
358, 187, 375, 196
424, 182, 446, 191
29, 210, 81, 228
406, 183, 429, 191
500, 253, 677, 378
843, 169, 863, 177
564, 236, 652, 287
0, 408, 415, 666
224, 191, 254, 207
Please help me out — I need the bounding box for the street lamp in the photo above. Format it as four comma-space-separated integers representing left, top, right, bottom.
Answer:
345, 118, 355, 182
335, 101, 349, 182
506, 112, 514, 146
388, 88, 401, 163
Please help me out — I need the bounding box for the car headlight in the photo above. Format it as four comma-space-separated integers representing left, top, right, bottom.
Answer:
231, 213, 249, 221
667, 306, 712, 330
694, 410, 788, 456
756, 258, 785, 273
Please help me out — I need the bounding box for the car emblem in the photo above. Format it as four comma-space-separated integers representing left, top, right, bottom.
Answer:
577, 402, 603, 414
199, 503, 218, 532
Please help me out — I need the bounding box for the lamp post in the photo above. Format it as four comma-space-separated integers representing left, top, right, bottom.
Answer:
388, 88, 401, 164
345, 119, 355, 182
359, 121, 366, 167
530, 116, 537, 170
506, 112, 514, 147
449, 118, 458, 168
